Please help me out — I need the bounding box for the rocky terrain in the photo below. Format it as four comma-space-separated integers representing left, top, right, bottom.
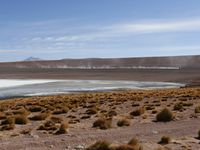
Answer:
0, 88, 199, 149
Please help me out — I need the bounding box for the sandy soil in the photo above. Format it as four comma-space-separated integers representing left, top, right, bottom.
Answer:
0, 88, 199, 150
0, 68, 199, 86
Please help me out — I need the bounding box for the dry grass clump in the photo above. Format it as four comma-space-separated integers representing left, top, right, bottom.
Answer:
29, 112, 50, 121
12, 107, 29, 115
132, 103, 140, 107
86, 140, 111, 150
14, 114, 29, 124
154, 147, 169, 150
0, 124, 15, 131
0, 112, 6, 120
93, 117, 112, 130
197, 129, 200, 139
173, 103, 183, 111
108, 110, 117, 117
1, 116, 15, 125
86, 107, 98, 115
158, 136, 171, 144
27, 105, 43, 112
195, 105, 200, 113
86, 137, 143, 150
68, 118, 80, 124
128, 137, 143, 150
38, 116, 68, 134
55, 121, 69, 134
117, 118, 130, 127
145, 106, 154, 111
115, 145, 139, 150
20, 128, 32, 135
50, 116, 64, 123
182, 102, 193, 107
152, 110, 158, 114
0, 116, 15, 131
81, 115, 91, 119
52, 106, 69, 114
38, 120, 57, 131
130, 106, 145, 116
156, 108, 174, 122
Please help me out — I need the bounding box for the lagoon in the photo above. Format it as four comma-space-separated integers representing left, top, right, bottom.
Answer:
0, 79, 184, 99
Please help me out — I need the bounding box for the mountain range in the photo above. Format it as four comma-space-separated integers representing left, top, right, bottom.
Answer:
1, 55, 199, 69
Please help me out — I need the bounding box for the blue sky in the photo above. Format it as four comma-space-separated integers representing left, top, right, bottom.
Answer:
0, 0, 200, 62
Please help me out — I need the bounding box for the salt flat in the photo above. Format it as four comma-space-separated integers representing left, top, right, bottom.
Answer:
0, 79, 184, 99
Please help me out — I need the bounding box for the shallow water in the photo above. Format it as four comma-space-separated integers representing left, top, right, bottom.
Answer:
0, 79, 184, 99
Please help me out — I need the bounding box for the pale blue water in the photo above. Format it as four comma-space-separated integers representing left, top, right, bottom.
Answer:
0, 79, 184, 99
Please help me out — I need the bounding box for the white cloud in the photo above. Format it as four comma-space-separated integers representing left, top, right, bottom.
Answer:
150, 45, 200, 52
0, 50, 18, 53
112, 19, 200, 34
29, 18, 200, 44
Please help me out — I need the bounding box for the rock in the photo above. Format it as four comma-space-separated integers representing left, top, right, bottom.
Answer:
74, 145, 84, 150
31, 134, 39, 139
152, 130, 158, 134
65, 146, 71, 149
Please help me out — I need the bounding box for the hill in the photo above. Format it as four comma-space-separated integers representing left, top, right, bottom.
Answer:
0, 55, 200, 69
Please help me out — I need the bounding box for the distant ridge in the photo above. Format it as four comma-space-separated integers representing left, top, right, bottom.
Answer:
1, 55, 200, 69
24, 57, 42, 61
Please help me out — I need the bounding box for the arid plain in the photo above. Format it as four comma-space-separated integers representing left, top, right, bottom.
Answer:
0, 56, 199, 150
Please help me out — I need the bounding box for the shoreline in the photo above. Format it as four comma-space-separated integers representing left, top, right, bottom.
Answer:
0, 86, 197, 102
0, 79, 186, 101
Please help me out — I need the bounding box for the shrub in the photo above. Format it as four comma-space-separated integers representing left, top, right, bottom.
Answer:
154, 147, 168, 150
55, 121, 68, 134
38, 120, 57, 131
159, 136, 171, 144
130, 106, 145, 116
50, 116, 63, 123
128, 138, 143, 150
20, 128, 32, 135
173, 103, 183, 111
128, 137, 139, 146
117, 118, 130, 127
156, 108, 174, 122
28, 106, 42, 112
29, 112, 49, 121
115, 144, 138, 150
86, 140, 111, 150
14, 114, 29, 124
0, 112, 6, 120
1, 116, 15, 125
52, 107, 69, 114
198, 129, 200, 139
86, 107, 98, 115
93, 118, 112, 130
108, 110, 117, 117
195, 105, 200, 113
0, 124, 15, 131
152, 110, 158, 114
182, 102, 193, 107
12, 107, 29, 115
81, 115, 91, 119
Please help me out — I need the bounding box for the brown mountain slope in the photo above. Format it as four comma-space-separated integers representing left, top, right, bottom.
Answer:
0, 55, 199, 69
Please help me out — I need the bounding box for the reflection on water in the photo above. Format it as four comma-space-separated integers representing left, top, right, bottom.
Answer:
0, 79, 184, 99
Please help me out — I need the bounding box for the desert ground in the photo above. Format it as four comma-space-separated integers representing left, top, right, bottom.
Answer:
0, 88, 199, 150
0, 68, 199, 86
0, 56, 199, 150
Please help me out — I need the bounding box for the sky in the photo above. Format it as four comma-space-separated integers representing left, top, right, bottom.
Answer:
0, 0, 200, 62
